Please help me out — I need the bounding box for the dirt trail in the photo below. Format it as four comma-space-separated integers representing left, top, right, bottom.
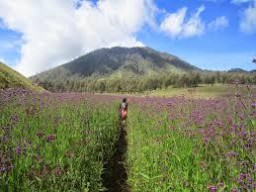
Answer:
102, 123, 130, 192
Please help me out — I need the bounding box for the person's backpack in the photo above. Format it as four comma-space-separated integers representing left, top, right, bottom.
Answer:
120, 102, 128, 119
121, 108, 127, 119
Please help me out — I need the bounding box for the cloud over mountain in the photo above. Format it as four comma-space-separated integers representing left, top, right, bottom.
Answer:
0, 1, 238, 76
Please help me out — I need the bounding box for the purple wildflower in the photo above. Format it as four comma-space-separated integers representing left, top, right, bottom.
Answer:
227, 151, 237, 158
166, 102, 172, 107
46, 134, 56, 142
208, 185, 217, 192
16, 146, 23, 155
10, 114, 19, 124
0, 165, 13, 173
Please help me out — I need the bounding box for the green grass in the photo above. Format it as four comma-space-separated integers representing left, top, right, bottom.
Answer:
127, 109, 210, 191
126, 97, 254, 191
0, 62, 43, 91
98, 84, 236, 99
0, 97, 119, 191
145, 84, 234, 98
1, 85, 255, 191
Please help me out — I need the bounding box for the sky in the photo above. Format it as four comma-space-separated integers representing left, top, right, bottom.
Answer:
0, 0, 255, 77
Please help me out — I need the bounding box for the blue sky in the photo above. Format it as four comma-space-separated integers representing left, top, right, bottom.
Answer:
138, 0, 256, 70
0, 0, 255, 76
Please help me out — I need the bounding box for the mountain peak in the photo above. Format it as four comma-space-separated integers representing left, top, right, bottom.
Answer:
32, 46, 200, 81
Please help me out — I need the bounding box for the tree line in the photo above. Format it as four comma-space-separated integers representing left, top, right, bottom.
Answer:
34, 72, 256, 93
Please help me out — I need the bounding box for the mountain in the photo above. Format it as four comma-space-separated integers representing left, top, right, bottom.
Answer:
228, 68, 248, 73
32, 47, 200, 81
0, 62, 43, 91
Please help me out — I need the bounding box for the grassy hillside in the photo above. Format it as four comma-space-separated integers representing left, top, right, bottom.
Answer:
0, 62, 43, 91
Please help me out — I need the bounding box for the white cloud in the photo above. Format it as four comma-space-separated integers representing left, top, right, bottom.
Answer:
160, 5, 205, 38
232, 0, 256, 34
208, 16, 229, 30
240, 3, 256, 33
0, 0, 157, 77
160, 7, 187, 38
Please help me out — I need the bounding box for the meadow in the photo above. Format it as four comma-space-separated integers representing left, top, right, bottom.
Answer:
127, 85, 256, 191
143, 84, 236, 98
0, 89, 121, 191
0, 84, 255, 191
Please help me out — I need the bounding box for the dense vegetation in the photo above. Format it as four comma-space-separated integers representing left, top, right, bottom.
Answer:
34, 71, 256, 93
0, 89, 119, 191
0, 62, 42, 91
126, 85, 255, 191
1, 85, 255, 191
30, 47, 256, 93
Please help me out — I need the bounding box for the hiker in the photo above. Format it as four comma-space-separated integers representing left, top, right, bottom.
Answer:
120, 97, 128, 121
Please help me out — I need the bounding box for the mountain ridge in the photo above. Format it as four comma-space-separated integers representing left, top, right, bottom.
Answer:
32, 46, 201, 81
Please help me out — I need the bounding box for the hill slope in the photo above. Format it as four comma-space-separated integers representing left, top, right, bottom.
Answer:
32, 47, 200, 81
0, 62, 43, 91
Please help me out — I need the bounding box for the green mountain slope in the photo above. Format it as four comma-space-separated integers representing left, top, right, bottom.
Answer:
32, 47, 200, 81
0, 62, 43, 91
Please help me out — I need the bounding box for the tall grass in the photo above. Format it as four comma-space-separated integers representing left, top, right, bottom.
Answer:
1, 86, 255, 191
127, 86, 255, 191
0, 92, 119, 191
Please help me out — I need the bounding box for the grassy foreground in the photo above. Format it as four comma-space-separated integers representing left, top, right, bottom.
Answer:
127, 90, 255, 191
0, 90, 119, 191
0, 85, 255, 191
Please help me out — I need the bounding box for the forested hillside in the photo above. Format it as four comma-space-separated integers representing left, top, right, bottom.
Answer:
31, 47, 255, 93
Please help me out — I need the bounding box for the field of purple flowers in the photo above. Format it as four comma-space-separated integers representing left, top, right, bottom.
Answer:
0, 89, 122, 191
127, 84, 256, 191
0, 85, 255, 191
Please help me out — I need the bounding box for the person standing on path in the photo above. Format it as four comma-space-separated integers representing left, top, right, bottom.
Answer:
120, 97, 128, 124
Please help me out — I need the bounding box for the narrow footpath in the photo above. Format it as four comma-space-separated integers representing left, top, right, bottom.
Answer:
102, 123, 130, 192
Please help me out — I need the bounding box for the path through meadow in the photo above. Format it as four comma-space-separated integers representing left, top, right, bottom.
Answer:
102, 122, 130, 192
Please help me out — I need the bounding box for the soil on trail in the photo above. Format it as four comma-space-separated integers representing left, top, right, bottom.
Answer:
102, 123, 130, 192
